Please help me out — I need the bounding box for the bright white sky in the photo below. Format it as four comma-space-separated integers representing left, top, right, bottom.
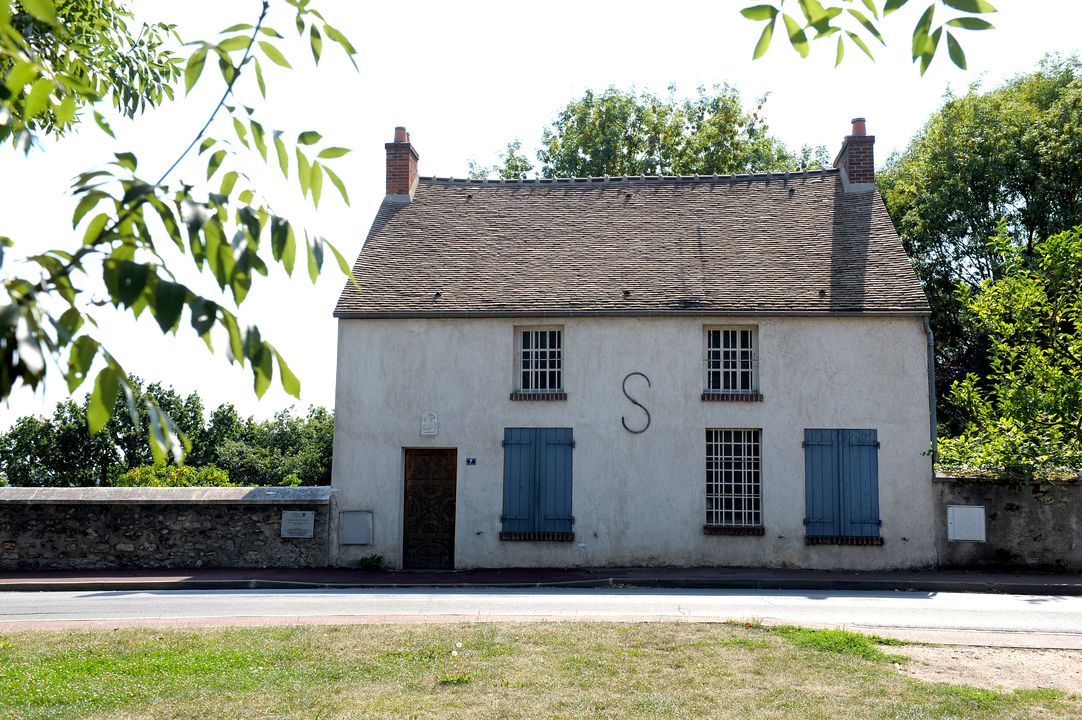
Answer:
2, 0, 1080, 429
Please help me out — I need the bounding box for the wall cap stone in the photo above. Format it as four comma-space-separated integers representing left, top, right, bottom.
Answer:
0, 486, 334, 505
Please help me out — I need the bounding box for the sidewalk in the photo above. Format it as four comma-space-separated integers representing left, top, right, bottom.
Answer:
2, 565, 1081, 595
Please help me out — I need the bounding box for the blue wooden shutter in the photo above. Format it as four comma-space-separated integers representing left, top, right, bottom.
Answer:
501, 428, 535, 533
803, 429, 839, 536
537, 428, 574, 533
839, 429, 880, 537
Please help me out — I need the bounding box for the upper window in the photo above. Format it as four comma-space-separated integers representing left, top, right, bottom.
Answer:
705, 428, 764, 535
512, 327, 565, 400
703, 327, 761, 401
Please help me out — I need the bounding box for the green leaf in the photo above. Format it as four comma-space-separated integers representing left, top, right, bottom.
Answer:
307, 235, 323, 283
66, 335, 98, 392
323, 23, 358, 69
782, 14, 810, 58
24, 79, 55, 119
296, 148, 312, 197
325, 239, 360, 291
190, 297, 217, 336
56, 307, 83, 342
274, 132, 289, 178
740, 5, 778, 21
184, 48, 208, 94
106, 260, 150, 307
752, 17, 776, 59
846, 30, 875, 60
317, 146, 350, 159
946, 17, 994, 29
83, 213, 110, 245
233, 117, 249, 148
56, 93, 76, 123
152, 280, 187, 332
941, 0, 996, 12
919, 27, 943, 75
253, 57, 267, 98
859, 0, 879, 19
217, 35, 251, 52
19, 0, 57, 24
88, 365, 121, 433
946, 30, 966, 70
310, 162, 323, 207
911, 4, 935, 60
835, 35, 845, 66
275, 349, 301, 398
310, 24, 323, 63
258, 41, 292, 68
220, 171, 239, 196
847, 8, 885, 45
297, 131, 322, 145
221, 23, 254, 32
322, 164, 350, 206
207, 150, 226, 179
72, 191, 106, 228
883, 0, 910, 14
259, 26, 284, 38
114, 152, 137, 172
254, 340, 273, 398
251, 120, 267, 161
93, 111, 115, 138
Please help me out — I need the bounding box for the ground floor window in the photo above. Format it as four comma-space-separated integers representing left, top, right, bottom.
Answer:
803, 428, 882, 546
500, 427, 574, 541
705, 428, 763, 534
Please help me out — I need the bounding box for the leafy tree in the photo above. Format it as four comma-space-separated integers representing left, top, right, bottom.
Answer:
937, 226, 1082, 476
112, 464, 233, 487
738, 0, 997, 74
1, 0, 358, 462
472, 85, 828, 180
878, 56, 1082, 424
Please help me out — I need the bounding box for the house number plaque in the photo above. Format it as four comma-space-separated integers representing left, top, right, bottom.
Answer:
621, 372, 652, 434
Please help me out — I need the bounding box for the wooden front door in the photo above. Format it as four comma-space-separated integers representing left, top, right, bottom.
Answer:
403, 449, 457, 570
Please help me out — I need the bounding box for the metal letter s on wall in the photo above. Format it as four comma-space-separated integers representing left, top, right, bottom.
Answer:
621, 372, 651, 434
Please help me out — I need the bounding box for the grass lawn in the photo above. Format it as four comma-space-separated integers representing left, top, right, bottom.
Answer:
0, 622, 1078, 719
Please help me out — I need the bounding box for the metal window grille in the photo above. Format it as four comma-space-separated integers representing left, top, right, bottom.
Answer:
706, 428, 762, 527
706, 328, 757, 392
519, 329, 562, 392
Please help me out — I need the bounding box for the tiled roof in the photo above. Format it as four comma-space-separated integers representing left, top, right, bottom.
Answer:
333, 169, 929, 318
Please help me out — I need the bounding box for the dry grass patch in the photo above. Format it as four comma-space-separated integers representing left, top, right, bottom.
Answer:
0, 623, 1079, 719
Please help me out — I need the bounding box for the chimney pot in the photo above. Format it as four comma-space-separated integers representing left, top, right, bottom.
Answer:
833, 117, 875, 187
851, 117, 867, 136
393, 126, 408, 143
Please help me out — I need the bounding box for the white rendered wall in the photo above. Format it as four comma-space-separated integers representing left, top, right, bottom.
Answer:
331, 316, 935, 570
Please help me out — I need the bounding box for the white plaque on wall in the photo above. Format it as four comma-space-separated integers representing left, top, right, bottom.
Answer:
281, 510, 315, 539
421, 412, 438, 436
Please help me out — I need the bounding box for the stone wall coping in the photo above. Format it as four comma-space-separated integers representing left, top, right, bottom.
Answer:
933, 471, 1081, 486
0, 486, 334, 505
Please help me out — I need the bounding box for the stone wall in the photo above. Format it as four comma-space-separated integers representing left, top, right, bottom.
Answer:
934, 475, 1082, 571
0, 487, 333, 570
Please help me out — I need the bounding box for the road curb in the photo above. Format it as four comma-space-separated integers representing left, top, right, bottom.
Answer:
3, 577, 1082, 595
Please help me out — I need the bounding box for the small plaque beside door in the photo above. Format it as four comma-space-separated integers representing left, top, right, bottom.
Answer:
421, 412, 438, 436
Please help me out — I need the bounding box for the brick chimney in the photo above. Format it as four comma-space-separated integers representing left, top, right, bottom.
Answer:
833, 117, 875, 189
385, 126, 419, 201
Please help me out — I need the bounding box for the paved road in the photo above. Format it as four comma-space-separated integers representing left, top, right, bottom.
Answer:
3, 588, 1081, 647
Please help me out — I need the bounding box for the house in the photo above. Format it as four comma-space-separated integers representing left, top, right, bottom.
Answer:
330, 120, 936, 571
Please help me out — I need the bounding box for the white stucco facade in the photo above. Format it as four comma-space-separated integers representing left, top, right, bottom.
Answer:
331, 315, 935, 570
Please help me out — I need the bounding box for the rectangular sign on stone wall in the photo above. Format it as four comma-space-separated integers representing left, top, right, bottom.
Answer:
281, 510, 316, 539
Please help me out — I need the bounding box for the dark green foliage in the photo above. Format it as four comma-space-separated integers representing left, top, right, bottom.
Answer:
471, 85, 829, 180
878, 56, 1082, 430
0, 379, 333, 486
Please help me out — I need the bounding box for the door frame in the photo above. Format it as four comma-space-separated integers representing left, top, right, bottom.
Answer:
401, 447, 458, 570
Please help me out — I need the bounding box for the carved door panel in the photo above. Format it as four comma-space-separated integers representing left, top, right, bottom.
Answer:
403, 449, 457, 570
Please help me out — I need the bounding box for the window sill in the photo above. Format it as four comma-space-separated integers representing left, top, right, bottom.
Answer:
499, 531, 575, 542
804, 535, 884, 546
701, 392, 763, 402
510, 391, 567, 401
704, 525, 765, 536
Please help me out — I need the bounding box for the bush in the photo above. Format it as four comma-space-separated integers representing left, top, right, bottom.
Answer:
112, 465, 235, 487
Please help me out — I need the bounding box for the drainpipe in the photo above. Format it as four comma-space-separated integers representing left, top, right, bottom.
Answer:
922, 316, 937, 463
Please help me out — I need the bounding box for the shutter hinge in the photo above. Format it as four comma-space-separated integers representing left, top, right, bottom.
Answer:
801, 441, 807, 448
501, 440, 508, 447
802, 518, 808, 526
876, 441, 881, 448
571, 440, 576, 449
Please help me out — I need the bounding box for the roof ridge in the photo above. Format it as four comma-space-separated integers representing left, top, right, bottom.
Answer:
422, 168, 839, 186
